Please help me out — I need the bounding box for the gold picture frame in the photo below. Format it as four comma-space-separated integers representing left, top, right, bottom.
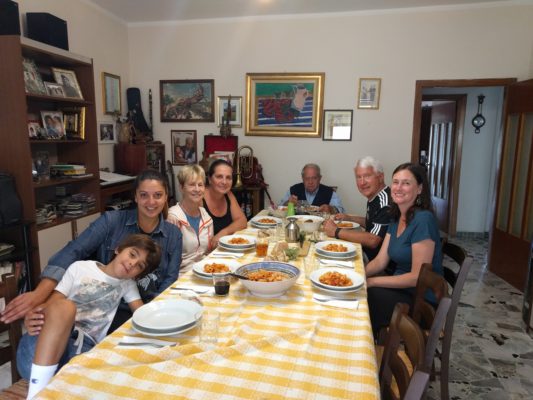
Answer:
102, 72, 122, 115
245, 72, 325, 137
357, 78, 381, 110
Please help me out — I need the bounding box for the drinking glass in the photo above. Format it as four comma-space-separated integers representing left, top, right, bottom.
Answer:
256, 231, 269, 257
199, 310, 220, 345
212, 274, 231, 296
303, 256, 318, 279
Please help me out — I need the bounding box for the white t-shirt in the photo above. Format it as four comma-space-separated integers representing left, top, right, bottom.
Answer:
55, 260, 140, 343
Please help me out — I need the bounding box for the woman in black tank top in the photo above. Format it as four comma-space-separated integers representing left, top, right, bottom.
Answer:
203, 160, 247, 247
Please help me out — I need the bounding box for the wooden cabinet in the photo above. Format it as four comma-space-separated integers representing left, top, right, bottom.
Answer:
232, 186, 265, 219
0, 36, 100, 285
115, 143, 165, 175
0, 221, 33, 292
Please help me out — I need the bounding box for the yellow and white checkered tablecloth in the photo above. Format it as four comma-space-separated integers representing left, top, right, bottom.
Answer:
38, 229, 379, 399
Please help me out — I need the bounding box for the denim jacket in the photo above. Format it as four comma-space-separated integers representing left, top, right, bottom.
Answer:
42, 209, 183, 301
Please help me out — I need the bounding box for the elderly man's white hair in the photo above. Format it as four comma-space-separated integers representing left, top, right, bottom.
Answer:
301, 163, 321, 177
354, 156, 384, 174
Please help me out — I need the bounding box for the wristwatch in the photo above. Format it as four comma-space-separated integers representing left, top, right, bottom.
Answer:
335, 227, 341, 239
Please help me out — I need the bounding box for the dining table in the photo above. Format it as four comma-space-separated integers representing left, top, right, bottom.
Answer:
37, 214, 379, 399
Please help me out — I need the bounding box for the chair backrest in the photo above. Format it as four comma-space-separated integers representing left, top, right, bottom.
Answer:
379, 303, 426, 400
404, 370, 431, 400
410, 263, 449, 330
165, 160, 177, 207
0, 273, 22, 383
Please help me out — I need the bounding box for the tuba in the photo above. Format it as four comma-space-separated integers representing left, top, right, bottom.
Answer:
234, 145, 253, 188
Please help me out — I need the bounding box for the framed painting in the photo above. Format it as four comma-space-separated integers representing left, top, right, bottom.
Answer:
160, 80, 214, 122
98, 122, 116, 144
51, 68, 83, 100
216, 96, 242, 127
357, 78, 381, 109
322, 110, 353, 141
102, 72, 121, 115
245, 72, 325, 137
171, 130, 197, 165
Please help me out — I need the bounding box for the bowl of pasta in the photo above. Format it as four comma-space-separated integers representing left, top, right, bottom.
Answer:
235, 261, 300, 298
293, 215, 324, 233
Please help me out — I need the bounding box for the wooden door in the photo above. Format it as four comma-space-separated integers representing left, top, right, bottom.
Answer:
489, 80, 533, 290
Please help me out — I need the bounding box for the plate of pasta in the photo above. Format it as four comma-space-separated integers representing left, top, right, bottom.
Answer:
315, 240, 357, 259
310, 267, 364, 292
192, 258, 241, 279
218, 234, 256, 250
250, 215, 282, 228
335, 221, 360, 229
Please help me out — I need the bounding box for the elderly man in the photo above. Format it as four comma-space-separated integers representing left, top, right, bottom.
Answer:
324, 156, 392, 262
280, 163, 344, 213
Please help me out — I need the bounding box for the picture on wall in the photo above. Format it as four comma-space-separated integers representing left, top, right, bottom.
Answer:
171, 130, 197, 165
98, 122, 116, 144
102, 72, 122, 115
357, 78, 381, 109
216, 96, 242, 127
245, 72, 325, 137
322, 110, 353, 141
160, 80, 214, 122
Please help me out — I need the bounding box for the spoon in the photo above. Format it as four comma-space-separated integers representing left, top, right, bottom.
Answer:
229, 272, 250, 280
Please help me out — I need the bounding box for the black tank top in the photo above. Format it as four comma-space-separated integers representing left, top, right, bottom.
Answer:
203, 194, 232, 235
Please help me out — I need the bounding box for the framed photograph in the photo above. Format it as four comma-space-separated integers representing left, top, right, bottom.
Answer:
51, 67, 83, 99
216, 96, 242, 127
357, 78, 381, 109
33, 151, 50, 178
28, 121, 41, 138
40, 111, 65, 139
245, 72, 325, 137
98, 123, 116, 144
171, 130, 197, 165
160, 80, 214, 122
22, 58, 46, 95
322, 110, 353, 141
62, 107, 86, 139
44, 81, 65, 98
102, 72, 121, 115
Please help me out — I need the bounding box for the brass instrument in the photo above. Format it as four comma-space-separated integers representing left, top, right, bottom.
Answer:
234, 145, 253, 188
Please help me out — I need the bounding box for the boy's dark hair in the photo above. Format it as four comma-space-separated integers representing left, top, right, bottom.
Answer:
116, 234, 161, 279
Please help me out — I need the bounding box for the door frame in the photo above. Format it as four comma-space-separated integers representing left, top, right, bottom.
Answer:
411, 78, 516, 237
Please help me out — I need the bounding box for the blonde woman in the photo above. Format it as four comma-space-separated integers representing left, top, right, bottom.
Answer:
168, 165, 214, 272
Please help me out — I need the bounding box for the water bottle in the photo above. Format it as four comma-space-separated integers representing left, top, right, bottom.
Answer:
287, 202, 295, 217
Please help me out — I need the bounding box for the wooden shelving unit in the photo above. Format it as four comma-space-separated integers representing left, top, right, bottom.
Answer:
0, 35, 100, 286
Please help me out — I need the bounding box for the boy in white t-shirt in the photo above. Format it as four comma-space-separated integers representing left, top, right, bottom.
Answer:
17, 234, 161, 399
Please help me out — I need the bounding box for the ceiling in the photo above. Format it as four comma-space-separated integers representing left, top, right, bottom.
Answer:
87, 0, 513, 23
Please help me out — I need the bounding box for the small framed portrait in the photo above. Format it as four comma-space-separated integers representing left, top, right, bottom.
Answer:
171, 130, 197, 165
28, 121, 41, 138
51, 67, 83, 99
99, 123, 116, 144
357, 78, 381, 109
44, 81, 65, 97
216, 96, 242, 127
102, 72, 121, 115
322, 110, 353, 141
22, 58, 46, 95
40, 111, 65, 139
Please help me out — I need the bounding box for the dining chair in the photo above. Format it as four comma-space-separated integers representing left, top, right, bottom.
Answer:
0, 273, 22, 383
439, 242, 474, 400
165, 160, 177, 207
379, 303, 426, 400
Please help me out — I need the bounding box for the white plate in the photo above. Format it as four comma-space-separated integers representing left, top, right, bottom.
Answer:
132, 320, 199, 337
219, 234, 257, 249
218, 242, 254, 252
311, 283, 363, 295
310, 267, 365, 291
315, 240, 357, 255
315, 250, 356, 260
192, 258, 240, 277
335, 221, 360, 229
132, 299, 203, 332
250, 215, 282, 227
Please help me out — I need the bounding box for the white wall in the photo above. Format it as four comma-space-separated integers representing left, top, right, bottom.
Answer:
423, 86, 504, 233
18, 0, 130, 170
126, 3, 533, 215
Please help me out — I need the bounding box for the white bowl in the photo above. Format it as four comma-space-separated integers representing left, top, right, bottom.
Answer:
235, 262, 300, 298
293, 215, 324, 233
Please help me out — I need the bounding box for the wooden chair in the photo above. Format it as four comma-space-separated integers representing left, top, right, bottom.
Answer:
379, 303, 426, 400
439, 242, 474, 400
0, 273, 22, 383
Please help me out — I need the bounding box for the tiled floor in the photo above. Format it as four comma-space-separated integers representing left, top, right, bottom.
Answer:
426, 234, 533, 400
1, 235, 532, 397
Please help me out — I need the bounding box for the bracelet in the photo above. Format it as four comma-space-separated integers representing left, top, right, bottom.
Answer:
334, 227, 341, 239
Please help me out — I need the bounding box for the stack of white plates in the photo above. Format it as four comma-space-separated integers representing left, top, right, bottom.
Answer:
315, 240, 357, 260
132, 299, 203, 336
218, 234, 256, 252
310, 267, 365, 294
192, 258, 240, 280
250, 215, 282, 229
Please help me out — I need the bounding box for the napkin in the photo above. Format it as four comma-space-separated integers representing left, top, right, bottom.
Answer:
313, 298, 359, 310
116, 335, 177, 348
319, 259, 353, 268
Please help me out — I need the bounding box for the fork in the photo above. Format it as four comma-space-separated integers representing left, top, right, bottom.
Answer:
313, 295, 358, 302
117, 341, 176, 348
210, 252, 242, 259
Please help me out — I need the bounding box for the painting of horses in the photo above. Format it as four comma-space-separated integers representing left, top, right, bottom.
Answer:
245, 73, 325, 137
160, 80, 215, 122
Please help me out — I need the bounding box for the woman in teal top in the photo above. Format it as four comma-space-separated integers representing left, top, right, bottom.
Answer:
365, 162, 442, 338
